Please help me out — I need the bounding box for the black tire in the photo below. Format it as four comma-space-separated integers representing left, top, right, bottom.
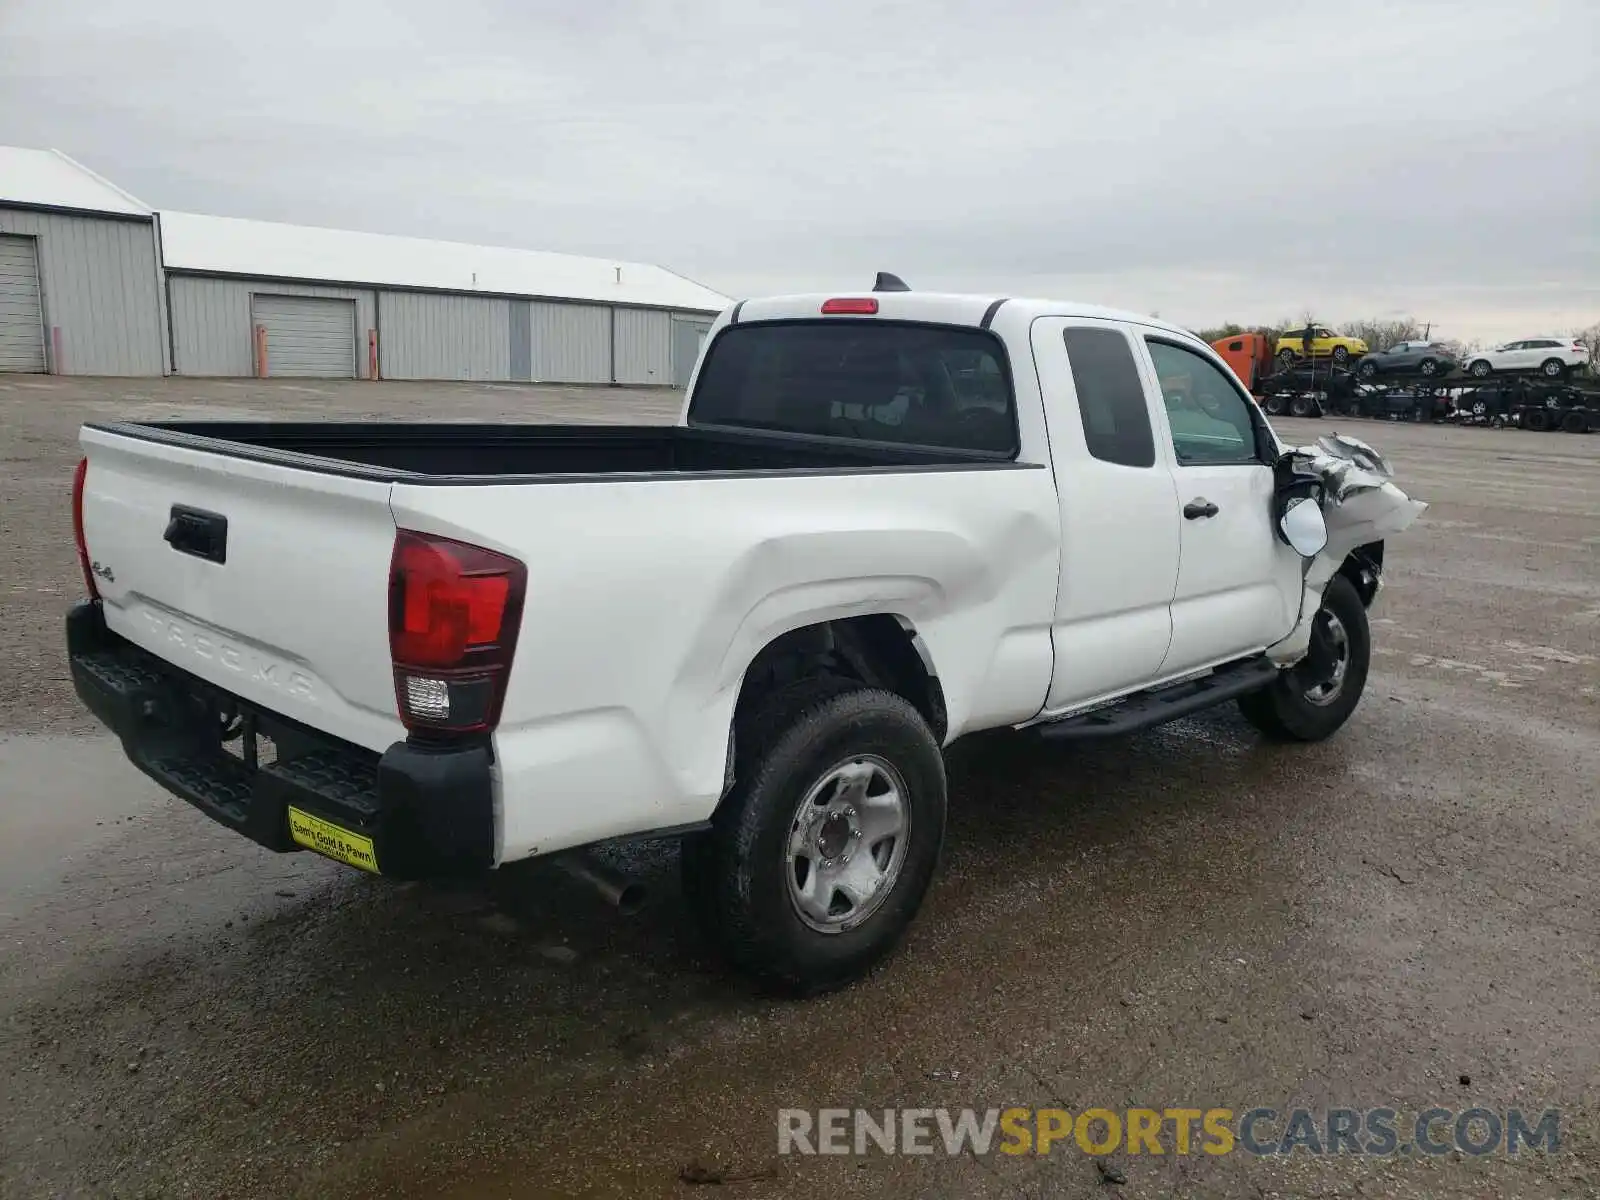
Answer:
1277, 349, 1298, 370
682, 678, 947, 994
1332, 346, 1351, 366
1418, 358, 1438, 377
1287, 395, 1316, 417
1262, 393, 1286, 415
1523, 409, 1550, 432
1561, 410, 1588, 433
1470, 360, 1491, 378
1238, 575, 1370, 743
1490, 415, 1506, 428
1540, 358, 1566, 379
1357, 360, 1377, 379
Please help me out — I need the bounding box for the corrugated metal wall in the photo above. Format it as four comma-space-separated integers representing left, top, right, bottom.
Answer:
167, 274, 705, 384
613, 307, 673, 385
671, 315, 714, 387
169, 276, 376, 377
0, 206, 164, 376
530, 300, 610, 383
379, 292, 509, 381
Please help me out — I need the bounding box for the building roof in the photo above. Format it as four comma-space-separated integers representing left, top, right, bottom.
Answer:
0, 146, 152, 217
159, 211, 729, 313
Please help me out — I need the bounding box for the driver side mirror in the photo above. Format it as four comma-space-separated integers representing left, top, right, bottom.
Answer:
1280, 496, 1329, 558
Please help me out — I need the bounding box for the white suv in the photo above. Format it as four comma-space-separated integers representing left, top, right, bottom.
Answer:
1465, 337, 1588, 379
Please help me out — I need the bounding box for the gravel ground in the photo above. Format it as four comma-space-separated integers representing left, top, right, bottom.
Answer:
0, 375, 1596, 1199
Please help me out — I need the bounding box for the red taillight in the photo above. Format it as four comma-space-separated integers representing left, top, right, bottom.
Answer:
821, 297, 878, 315
72, 457, 99, 600
388, 530, 525, 736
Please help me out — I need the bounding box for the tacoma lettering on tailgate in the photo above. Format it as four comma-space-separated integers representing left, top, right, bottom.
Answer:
141, 611, 318, 703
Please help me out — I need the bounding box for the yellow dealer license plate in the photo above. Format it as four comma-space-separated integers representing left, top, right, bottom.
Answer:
287, 807, 380, 873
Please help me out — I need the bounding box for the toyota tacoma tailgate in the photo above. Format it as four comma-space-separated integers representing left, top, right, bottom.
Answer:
74, 424, 404, 753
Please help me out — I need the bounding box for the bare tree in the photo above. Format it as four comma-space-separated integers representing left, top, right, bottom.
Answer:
1336, 317, 1426, 352
1194, 322, 1246, 344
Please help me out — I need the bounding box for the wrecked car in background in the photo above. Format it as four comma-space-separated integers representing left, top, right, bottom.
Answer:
66, 276, 1424, 995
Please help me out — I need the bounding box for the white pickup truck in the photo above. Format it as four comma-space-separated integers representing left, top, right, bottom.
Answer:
67, 279, 1424, 993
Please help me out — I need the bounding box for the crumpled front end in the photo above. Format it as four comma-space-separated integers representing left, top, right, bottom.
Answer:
1267, 433, 1428, 666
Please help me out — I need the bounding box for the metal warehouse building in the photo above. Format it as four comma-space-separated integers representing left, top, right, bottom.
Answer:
1, 143, 727, 384
0, 147, 168, 375
160, 212, 727, 386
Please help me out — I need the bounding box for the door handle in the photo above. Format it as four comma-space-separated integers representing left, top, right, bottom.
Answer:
1183, 498, 1219, 520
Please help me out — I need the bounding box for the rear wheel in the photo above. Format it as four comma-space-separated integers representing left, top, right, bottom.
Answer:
1277, 349, 1299, 370
1332, 346, 1351, 366
1358, 360, 1378, 379
682, 679, 947, 995
1540, 358, 1566, 379
1523, 409, 1551, 432
1288, 395, 1317, 417
1263, 393, 1287, 415
1238, 575, 1370, 743
1561, 410, 1589, 433
1418, 358, 1438, 377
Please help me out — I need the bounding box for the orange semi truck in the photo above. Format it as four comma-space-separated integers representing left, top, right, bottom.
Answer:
1211, 333, 1276, 392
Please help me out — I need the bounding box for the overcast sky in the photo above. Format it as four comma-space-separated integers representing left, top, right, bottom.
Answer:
3, 0, 1596, 341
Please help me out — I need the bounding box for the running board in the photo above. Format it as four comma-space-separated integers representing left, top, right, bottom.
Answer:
1036, 656, 1280, 741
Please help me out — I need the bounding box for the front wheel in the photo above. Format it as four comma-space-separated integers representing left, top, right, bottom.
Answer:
682, 680, 947, 995
1358, 360, 1377, 379
1470, 360, 1492, 378
1418, 358, 1438, 377
1238, 575, 1370, 742
1332, 346, 1351, 366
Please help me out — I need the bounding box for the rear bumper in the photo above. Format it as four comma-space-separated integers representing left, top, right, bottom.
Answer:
66, 600, 496, 879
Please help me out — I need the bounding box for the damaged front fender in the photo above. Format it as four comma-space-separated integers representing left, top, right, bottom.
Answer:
1267, 433, 1427, 667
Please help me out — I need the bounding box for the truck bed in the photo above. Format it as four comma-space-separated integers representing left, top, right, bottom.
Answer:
83, 421, 1015, 482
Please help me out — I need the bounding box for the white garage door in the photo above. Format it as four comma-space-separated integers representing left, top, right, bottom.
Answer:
0, 235, 46, 373
251, 294, 355, 378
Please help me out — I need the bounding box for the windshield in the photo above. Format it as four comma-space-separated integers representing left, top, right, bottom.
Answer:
686, 320, 1018, 455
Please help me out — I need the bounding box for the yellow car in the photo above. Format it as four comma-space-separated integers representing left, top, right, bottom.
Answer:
1275, 325, 1369, 368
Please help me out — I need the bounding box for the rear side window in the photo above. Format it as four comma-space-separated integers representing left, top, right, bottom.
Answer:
1062, 327, 1155, 468
686, 321, 1018, 454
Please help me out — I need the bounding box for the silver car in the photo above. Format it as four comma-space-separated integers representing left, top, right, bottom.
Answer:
1356, 340, 1459, 379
